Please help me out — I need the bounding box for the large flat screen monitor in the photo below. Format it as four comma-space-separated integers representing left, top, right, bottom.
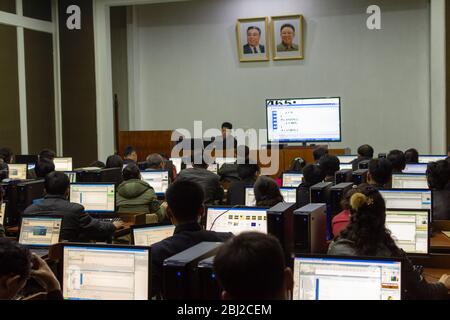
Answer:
266, 97, 341, 143
206, 207, 267, 235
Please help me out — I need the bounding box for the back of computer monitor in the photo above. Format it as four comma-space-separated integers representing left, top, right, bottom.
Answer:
99, 167, 123, 186
17, 179, 45, 213
76, 170, 101, 183
15, 154, 38, 165
267, 202, 296, 265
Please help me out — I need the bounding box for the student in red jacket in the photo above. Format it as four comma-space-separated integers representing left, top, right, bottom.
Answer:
331, 187, 357, 237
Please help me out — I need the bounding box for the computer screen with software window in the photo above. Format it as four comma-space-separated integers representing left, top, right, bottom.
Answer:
206, 207, 267, 235
19, 217, 62, 247
133, 225, 175, 246
8, 164, 27, 180
418, 155, 447, 164
245, 187, 296, 206
385, 209, 429, 254
62, 245, 150, 300
402, 164, 428, 174
54, 158, 73, 172
339, 163, 353, 170
70, 184, 115, 213
293, 256, 402, 300
282, 172, 304, 187
392, 174, 428, 190
380, 190, 431, 210
140, 170, 169, 195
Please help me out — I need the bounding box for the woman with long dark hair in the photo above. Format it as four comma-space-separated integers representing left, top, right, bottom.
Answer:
328, 184, 450, 299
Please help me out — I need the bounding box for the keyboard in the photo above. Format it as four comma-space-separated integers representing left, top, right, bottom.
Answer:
31, 248, 49, 257
99, 218, 122, 223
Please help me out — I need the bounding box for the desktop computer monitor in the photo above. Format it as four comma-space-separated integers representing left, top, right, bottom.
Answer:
140, 170, 169, 196
418, 155, 447, 164
206, 207, 267, 234
19, 217, 62, 247
132, 224, 175, 246
282, 172, 304, 188
15, 154, 38, 165
293, 255, 402, 300
280, 187, 297, 203
8, 164, 27, 180
64, 171, 77, 184
69, 183, 115, 213
402, 164, 428, 174
337, 155, 358, 163
54, 158, 73, 171
385, 209, 430, 254
61, 243, 150, 300
169, 158, 182, 173
392, 174, 428, 190
379, 189, 432, 211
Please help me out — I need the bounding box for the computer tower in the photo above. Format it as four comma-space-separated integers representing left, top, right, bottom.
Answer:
2, 181, 20, 226
358, 160, 370, 170
352, 169, 368, 185
293, 204, 327, 254
197, 256, 222, 300
162, 242, 222, 300
330, 183, 354, 216
267, 202, 296, 264
335, 169, 353, 184
16, 179, 45, 214
310, 182, 333, 204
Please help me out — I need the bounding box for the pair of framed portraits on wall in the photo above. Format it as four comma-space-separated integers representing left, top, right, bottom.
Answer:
237, 15, 303, 62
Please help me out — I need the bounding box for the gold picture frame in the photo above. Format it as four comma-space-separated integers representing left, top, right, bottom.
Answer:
236, 17, 270, 62
270, 14, 304, 61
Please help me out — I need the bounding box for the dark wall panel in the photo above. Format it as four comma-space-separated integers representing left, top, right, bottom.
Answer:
0, 24, 21, 153
59, 0, 98, 167
24, 29, 56, 154
0, 0, 16, 14
23, 0, 52, 22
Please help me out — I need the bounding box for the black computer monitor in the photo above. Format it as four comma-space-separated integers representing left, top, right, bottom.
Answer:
77, 167, 123, 186
15, 154, 38, 165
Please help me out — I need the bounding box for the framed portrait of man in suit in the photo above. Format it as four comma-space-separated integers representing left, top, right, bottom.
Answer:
271, 15, 304, 60
236, 17, 269, 62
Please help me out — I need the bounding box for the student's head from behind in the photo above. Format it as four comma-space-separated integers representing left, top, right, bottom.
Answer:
246, 26, 261, 47
191, 151, 209, 169
426, 160, 450, 190
221, 122, 233, 138
318, 154, 340, 178
288, 157, 306, 172
124, 146, 138, 162
0, 238, 32, 299
105, 154, 124, 169
237, 163, 260, 181
214, 232, 293, 300
146, 153, 164, 170
387, 149, 406, 172
357, 145, 374, 159
404, 148, 419, 164
0, 148, 13, 164
368, 158, 392, 187
313, 147, 328, 162
302, 164, 325, 186
122, 163, 141, 181
35, 158, 55, 178
253, 176, 283, 207
44, 171, 70, 197
89, 160, 106, 168
39, 149, 56, 161
165, 179, 204, 225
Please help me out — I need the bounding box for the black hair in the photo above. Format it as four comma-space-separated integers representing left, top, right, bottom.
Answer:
338, 184, 401, 256
122, 163, 141, 181
124, 146, 136, 158
280, 23, 295, 33
318, 154, 340, 177
0, 148, 13, 164
254, 176, 283, 207
357, 145, 374, 158
368, 158, 393, 186
237, 163, 260, 180
146, 153, 164, 169
35, 158, 55, 178
0, 238, 32, 279
404, 148, 419, 164
302, 164, 325, 186
191, 151, 209, 169
39, 149, 56, 161
214, 232, 286, 300
288, 157, 306, 172
313, 147, 328, 161
221, 122, 233, 130
426, 160, 450, 190
165, 179, 204, 223
387, 149, 406, 172
44, 171, 69, 196
89, 160, 106, 168
246, 26, 261, 35
105, 155, 124, 169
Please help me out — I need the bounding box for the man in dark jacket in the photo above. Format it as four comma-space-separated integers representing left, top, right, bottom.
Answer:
227, 163, 260, 205
151, 180, 232, 298
297, 164, 325, 208
351, 144, 374, 171
24, 171, 122, 242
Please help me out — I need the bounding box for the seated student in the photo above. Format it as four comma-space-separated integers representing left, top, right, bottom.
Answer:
387, 149, 406, 174
0, 147, 13, 164
214, 232, 293, 300
0, 238, 62, 300
24, 171, 123, 242
123, 146, 138, 165
405, 148, 419, 164
116, 164, 166, 223
427, 160, 450, 220
226, 163, 260, 205
313, 146, 328, 164
351, 144, 374, 171
318, 154, 340, 184
145, 153, 176, 182
328, 184, 450, 299
34, 158, 55, 179
331, 187, 357, 237
105, 154, 123, 169
367, 158, 393, 189
217, 149, 240, 184
177, 152, 224, 205
151, 180, 232, 298
254, 176, 284, 207
297, 164, 325, 208
39, 149, 56, 161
